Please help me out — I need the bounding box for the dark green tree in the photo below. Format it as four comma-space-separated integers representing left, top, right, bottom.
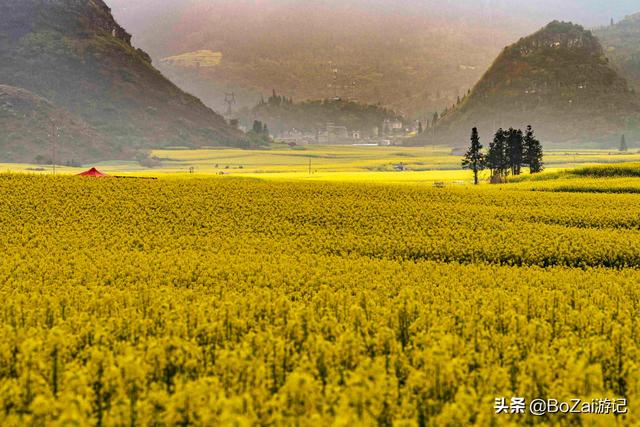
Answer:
418, 121, 423, 134
486, 128, 509, 179
268, 89, 283, 107
524, 125, 544, 173
620, 134, 628, 152
461, 127, 485, 185
505, 128, 524, 176
248, 120, 271, 144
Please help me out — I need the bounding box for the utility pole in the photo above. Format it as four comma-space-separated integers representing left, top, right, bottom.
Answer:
308, 158, 312, 175
50, 119, 58, 175
328, 61, 333, 99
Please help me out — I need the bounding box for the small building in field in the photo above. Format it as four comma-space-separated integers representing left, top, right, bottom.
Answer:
78, 167, 110, 177
451, 147, 466, 156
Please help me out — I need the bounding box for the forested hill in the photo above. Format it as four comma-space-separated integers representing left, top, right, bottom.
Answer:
596, 13, 640, 92
0, 0, 247, 163
238, 94, 403, 137
420, 21, 640, 146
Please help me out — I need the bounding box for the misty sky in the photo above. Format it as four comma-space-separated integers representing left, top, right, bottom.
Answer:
111, 0, 640, 29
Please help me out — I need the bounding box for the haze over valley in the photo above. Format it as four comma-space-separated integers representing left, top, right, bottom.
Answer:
2, 0, 640, 163
109, 0, 640, 118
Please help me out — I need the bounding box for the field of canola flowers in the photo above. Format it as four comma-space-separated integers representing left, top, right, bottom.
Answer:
1, 174, 640, 426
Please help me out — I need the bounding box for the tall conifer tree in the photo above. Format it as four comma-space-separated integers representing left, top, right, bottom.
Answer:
462, 127, 485, 185
523, 125, 544, 173
486, 128, 509, 179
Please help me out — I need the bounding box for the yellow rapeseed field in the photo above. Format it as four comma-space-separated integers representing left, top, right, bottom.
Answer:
1, 174, 639, 426
3, 145, 639, 179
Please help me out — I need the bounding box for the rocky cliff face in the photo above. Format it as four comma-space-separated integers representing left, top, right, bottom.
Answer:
0, 0, 247, 163
1, 0, 131, 42
86, 0, 132, 43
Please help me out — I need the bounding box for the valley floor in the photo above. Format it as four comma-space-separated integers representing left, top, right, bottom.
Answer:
2, 144, 639, 184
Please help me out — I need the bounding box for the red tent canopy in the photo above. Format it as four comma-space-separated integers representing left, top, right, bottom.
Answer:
78, 167, 109, 177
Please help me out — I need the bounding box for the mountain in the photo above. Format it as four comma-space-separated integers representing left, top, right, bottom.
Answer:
596, 13, 640, 91
421, 21, 640, 145
0, 0, 247, 163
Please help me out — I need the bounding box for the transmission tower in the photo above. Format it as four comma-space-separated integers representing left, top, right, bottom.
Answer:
224, 92, 236, 116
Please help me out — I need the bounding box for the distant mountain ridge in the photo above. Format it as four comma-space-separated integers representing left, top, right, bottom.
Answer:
422, 21, 640, 145
0, 0, 247, 163
596, 13, 640, 92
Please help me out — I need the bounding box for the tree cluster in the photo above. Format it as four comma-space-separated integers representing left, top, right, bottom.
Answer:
250, 120, 271, 143
462, 126, 544, 184
259, 90, 294, 108
243, 95, 402, 137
